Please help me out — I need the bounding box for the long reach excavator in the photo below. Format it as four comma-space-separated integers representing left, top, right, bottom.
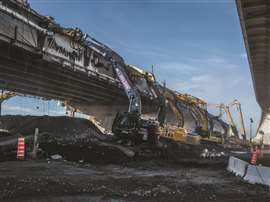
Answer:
85, 38, 160, 146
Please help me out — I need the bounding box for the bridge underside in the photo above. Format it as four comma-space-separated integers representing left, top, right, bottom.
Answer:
237, 0, 270, 145
0, 40, 126, 104
0, 40, 161, 130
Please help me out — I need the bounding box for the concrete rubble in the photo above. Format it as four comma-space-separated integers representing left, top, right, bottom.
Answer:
0, 115, 237, 164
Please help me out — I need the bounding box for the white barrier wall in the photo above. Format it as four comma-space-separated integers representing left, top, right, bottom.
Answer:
244, 165, 270, 186
227, 156, 248, 177
227, 156, 270, 187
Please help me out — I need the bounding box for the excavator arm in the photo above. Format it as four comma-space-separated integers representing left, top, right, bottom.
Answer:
207, 103, 238, 138
176, 93, 208, 133
163, 90, 184, 127
111, 61, 141, 114
232, 99, 246, 140
85, 35, 160, 145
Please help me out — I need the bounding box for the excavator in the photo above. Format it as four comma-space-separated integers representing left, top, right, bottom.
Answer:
207, 103, 238, 137
85, 38, 160, 146
158, 90, 191, 144
231, 99, 246, 140
61, 30, 233, 147
207, 102, 238, 138
110, 60, 160, 145
175, 94, 227, 145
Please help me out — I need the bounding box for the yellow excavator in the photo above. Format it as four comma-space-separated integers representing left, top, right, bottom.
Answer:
231, 99, 246, 140
169, 93, 226, 145
126, 65, 156, 84
158, 90, 192, 144
176, 93, 208, 133
207, 102, 238, 138
159, 92, 212, 145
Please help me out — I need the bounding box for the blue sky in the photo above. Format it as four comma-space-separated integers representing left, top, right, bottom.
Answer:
3, 0, 260, 137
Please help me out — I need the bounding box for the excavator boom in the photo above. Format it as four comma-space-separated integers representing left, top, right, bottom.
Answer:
232, 100, 246, 140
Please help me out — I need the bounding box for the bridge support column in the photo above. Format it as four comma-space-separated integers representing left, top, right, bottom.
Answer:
253, 109, 270, 146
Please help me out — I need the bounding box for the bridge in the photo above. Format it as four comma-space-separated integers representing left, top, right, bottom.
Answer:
0, 0, 229, 136
236, 0, 270, 146
0, 0, 158, 129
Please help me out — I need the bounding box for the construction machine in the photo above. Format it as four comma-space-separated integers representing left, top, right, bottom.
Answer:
176, 93, 208, 133
85, 38, 159, 145
207, 103, 238, 138
110, 60, 159, 145
170, 94, 227, 144
155, 90, 225, 145
231, 99, 246, 140
158, 90, 193, 144
176, 94, 226, 144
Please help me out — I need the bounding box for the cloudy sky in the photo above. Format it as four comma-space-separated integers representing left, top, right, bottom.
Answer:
3, 0, 260, 137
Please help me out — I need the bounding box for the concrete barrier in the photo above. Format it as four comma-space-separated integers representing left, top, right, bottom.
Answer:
227, 156, 248, 177
244, 165, 270, 186
227, 156, 270, 187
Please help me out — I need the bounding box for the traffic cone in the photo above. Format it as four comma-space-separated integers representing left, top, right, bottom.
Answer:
17, 137, 25, 160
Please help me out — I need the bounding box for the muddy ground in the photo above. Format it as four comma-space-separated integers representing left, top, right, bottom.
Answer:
0, 160, 269, 202
0, 115, 268, 202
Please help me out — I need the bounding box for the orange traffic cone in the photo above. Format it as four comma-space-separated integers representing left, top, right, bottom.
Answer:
250, 151, 257, 165
17, 137, 25, 160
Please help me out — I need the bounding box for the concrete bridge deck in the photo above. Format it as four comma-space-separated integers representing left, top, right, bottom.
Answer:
236, 0, 270, 145
0, 39, 125, 104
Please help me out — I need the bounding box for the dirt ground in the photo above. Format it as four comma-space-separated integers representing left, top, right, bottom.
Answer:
0, 160, 269, 202
0, 115, 268, 202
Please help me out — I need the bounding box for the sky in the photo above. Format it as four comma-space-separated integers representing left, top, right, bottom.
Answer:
2, 0, 261, 137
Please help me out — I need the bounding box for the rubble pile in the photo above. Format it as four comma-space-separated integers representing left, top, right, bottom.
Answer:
0, 115, 126, 163
0, 115, 232, 165
0, 115, 105, 140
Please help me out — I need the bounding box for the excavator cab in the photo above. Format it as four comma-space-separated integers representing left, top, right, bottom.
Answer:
112, 112, 159, 145
112, 112, 140, 138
